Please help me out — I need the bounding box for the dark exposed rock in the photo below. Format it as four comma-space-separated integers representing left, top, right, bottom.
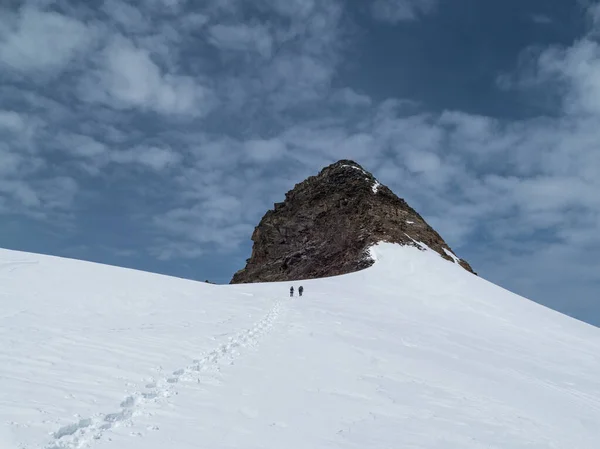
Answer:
230, 160, 475, 283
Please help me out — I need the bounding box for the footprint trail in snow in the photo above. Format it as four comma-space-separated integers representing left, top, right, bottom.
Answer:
42, 300, 283, 449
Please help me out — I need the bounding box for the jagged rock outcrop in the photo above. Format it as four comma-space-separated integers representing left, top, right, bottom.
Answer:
230, 160, 475, 283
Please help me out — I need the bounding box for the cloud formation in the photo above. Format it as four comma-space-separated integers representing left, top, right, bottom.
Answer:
371, 0, 438, 23
81, 35, 214, 116
208, 23, 273, 58
0, 7, 94, 75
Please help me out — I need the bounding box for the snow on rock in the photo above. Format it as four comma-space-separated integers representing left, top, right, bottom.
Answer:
371, 180, 381, 193
406, 234, 463, 267
342, 164, 381, 193
367, 245, 379, 263
341, 164, 369, 176
443, 247, 461, 264
2, 243, 600, 449
404, 232, 432, 251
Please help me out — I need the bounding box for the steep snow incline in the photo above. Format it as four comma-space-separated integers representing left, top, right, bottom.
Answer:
1, 243, 600, 449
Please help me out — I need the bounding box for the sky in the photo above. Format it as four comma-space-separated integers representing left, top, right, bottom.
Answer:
0, 0, 599, 326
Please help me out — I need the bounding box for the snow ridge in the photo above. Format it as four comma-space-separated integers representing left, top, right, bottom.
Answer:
43, 300, 284, 449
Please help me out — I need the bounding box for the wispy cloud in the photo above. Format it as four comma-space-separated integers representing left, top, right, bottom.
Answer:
530, 14, 553, 25
102, 0, 151, 34
371, 0, 438, 23
110, 145, 182, 171
0, 110, 27, 132
0, 6, 95, 75
0, 180, 40, 208
80, 34, 214, 116
208, 23, 273, 58
0, 175, 78, 219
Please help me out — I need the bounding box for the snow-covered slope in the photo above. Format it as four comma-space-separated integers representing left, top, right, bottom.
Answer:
2, 243, 600, 449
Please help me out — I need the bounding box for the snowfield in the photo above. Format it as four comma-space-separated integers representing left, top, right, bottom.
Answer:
1, 243, 600, 449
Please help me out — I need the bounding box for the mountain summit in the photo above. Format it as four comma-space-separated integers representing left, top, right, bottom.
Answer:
230, 160, 475, 283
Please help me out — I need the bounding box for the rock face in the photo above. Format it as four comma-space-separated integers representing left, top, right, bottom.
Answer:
230, 160, 475, 283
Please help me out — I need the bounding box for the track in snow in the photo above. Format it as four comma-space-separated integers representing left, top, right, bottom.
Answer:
0, 260, 39, 274
42, 300, 284, 449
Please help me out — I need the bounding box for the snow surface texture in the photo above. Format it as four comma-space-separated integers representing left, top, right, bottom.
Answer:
2, 243, 600, 449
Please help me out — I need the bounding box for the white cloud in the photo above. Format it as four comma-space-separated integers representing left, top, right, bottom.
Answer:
244, 139, 287, 163
339, 133, 378, 161
331, 88, 372, 107
37, 176, 79, 210
142, 0, 186, 13
0, 7, 95, 74
262, 0, 316, 19
53, 132, 182, 173
0, 172, 78, 217
404, 150, 442, 174
514, 176, 597, 214
181, 13, 209, 30
0, 180, 40, 208
0, 110, 26, 132
281, 124, 349, 159
57, 133, 107, 158
208, 23, 273, 58
537, 38, 600, 116
102, 0, 150, 33
153, 196, 252, 250
500, 5, 600, 118
0, 144, 41, 179
531, 14, 553, 25
0, 109, 45, 173
588, 3, 600, 31
207, 1, 345, 115
81, 35, 214, 116
110, 146, 182, 171
0, 146, 22, 176
266, 54, 334, 105
371, 0, 438, 23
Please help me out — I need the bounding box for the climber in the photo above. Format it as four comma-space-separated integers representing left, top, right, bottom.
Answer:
290, 286, 294, 297
298, 285, 304, 297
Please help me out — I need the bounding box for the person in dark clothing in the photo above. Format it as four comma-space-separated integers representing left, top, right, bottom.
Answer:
290, 286, 294, 297
298, 285, 304, 297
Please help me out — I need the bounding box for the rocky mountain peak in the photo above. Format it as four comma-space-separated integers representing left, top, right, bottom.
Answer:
230, 159, 475, 283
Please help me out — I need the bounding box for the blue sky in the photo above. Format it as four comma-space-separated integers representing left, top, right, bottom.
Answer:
1, 0, 599, 325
